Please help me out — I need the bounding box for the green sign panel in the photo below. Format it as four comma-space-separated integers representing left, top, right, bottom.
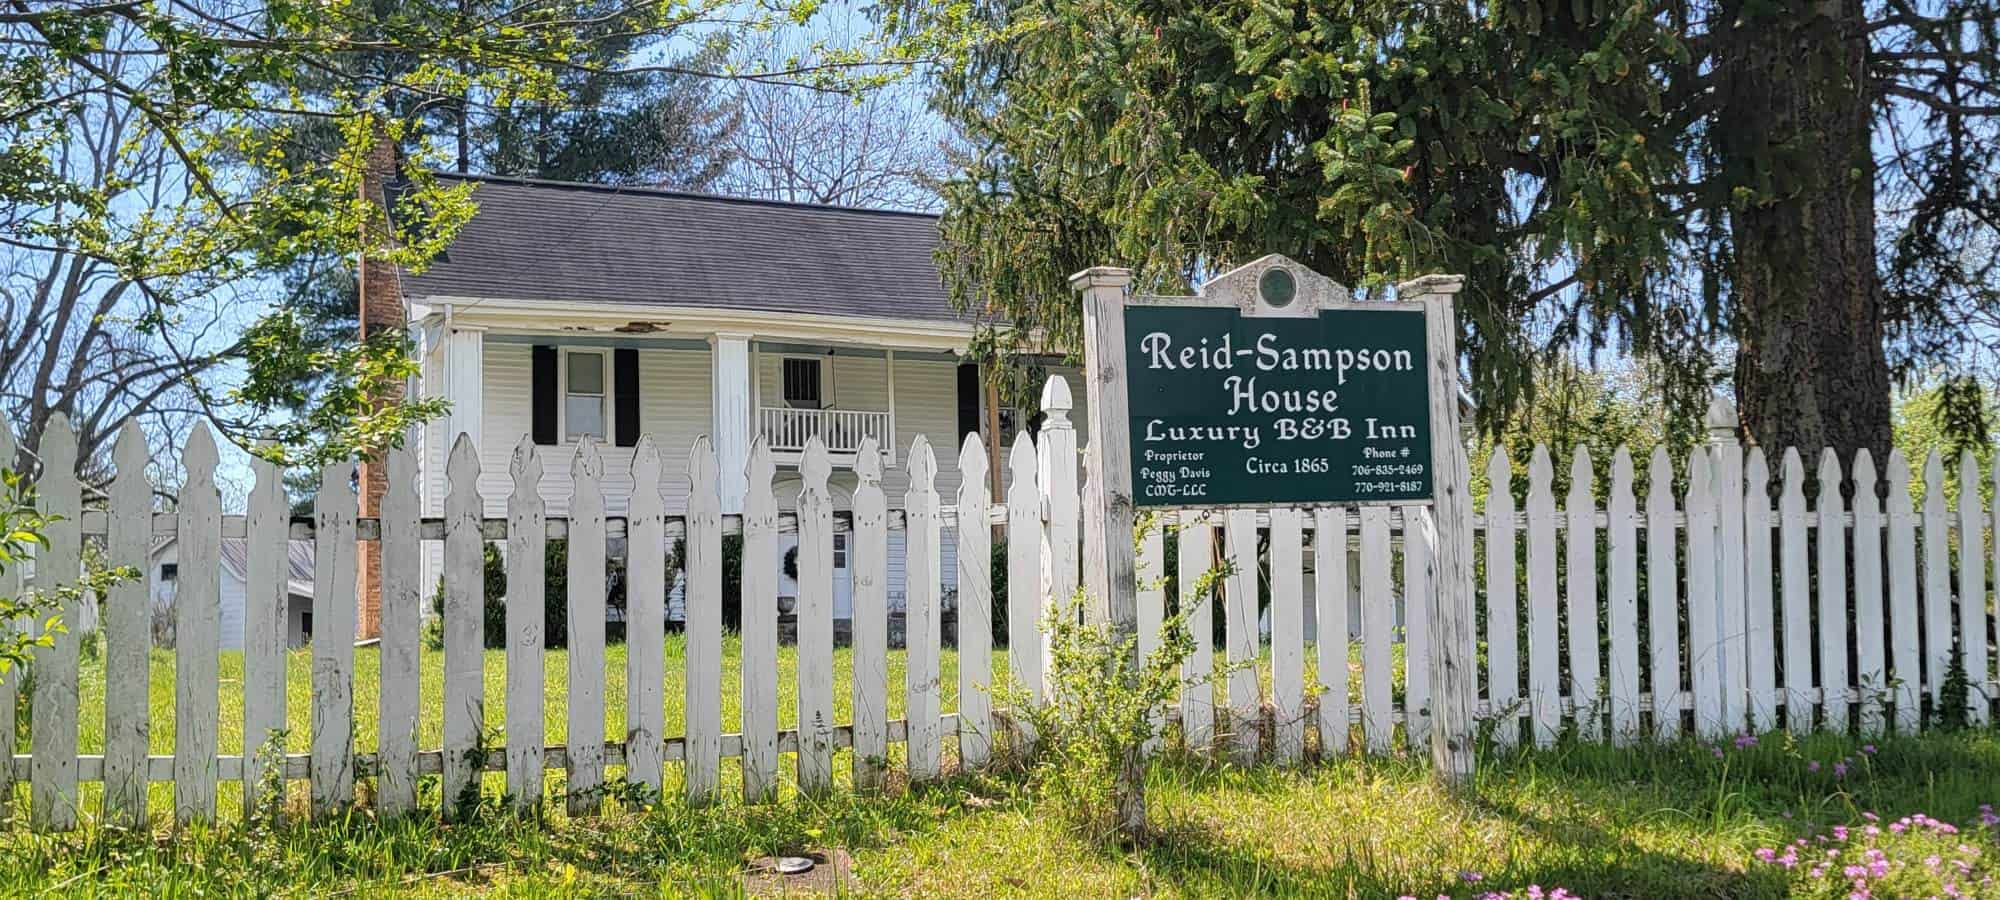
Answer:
1126, 304, 1432, 507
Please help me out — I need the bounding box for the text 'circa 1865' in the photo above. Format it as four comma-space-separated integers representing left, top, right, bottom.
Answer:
1125, 305, 1432, 507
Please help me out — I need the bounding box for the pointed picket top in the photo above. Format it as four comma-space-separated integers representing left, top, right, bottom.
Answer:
1566, 446, 1593, 503
908, 434, 937, 489
800, 435, 831, 495
958, 434, 989, 501
1962, 448, 1982, 503
509, 434, 543, 492
1688, 444, 1712, 498
113, 420, 148, 483
1818, 448, 1844, 502
571, 434, 603, 482
1648, 445, 1673, 496
1780, 446, 1806, 497
1611, 446, 1633, 493
1745, 446, 1769, 497
854, 436, 882, 485
1855, 448, 1878, 498
1040, 375, 1072, 426
1887, 449, 1912, 509
1484, 446, 1511, 502
182, 421, 217, 487
1529, 444, 1554, 498
688, 434, 718, 491
447, 432, 479, 485
1922, 449, 1945, 504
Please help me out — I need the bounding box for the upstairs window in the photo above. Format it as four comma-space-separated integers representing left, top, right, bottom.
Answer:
564, 349, 608, 441
782, 358, 823, 409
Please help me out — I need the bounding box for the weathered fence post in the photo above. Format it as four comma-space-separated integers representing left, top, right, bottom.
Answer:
1707, 398, 1747, 734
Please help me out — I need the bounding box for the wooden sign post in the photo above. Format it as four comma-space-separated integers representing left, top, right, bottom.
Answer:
1073, 256, 1474, 817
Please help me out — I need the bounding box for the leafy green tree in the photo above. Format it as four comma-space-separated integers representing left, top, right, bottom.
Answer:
898, 1, 2000, 456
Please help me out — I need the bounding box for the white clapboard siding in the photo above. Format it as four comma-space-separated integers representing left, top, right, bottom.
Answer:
0, 426, 16, 816
1359, 507, 1395, 754
1179, 518, 1217, 752
174, 425, 221, 825
1744, 448, 1776, 733
104, 423, 151, 824
1564, 448, 1600, 741
29, 417, 81, 830
1402, 505, 1431, 750
958, 437, 995, 768
1780, 449, 1813, 733
376, 441, 421, 815
1005, 436, 1042, 721
904, 437, 943, 782
446, 435, 490, 816
1685, 448, 1723, 738
1269, 508, 1304, 765
311, 457, 358, 817
1921, 452, 1951, 717
1315, 508, 1350, 756
851, 440, 890, 791
629, 436, 672, 795
1483, 450, 1519, 748
1224, 507, 1261, 764
505, 438, 547, 807
1646, 447, 1681, 740
738, 440, 778, 802
1606, 448, 1639, 744
797, 439, 837, 793
1525, 448, 1560, 746
683, 437, 723, 802
1853, 451, 1887, 736
1961, 452, 1988, 726
1818, 450, 1851, 734
1887, 451, 1922, 733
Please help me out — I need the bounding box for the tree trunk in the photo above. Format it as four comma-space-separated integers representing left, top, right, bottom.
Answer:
1719, 0, 1891, 459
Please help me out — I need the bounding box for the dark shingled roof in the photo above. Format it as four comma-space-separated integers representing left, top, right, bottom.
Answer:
401, 174, 963, 323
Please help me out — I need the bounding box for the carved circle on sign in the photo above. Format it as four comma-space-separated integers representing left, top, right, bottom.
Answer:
1258, 266, 1296, 309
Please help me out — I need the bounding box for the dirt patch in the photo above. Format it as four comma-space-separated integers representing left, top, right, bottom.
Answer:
743, 849, 855, 896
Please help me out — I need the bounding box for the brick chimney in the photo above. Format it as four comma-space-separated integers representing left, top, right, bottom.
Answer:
355, 120, 404, 640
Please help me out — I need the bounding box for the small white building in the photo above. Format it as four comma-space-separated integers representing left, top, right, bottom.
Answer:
150, 538, 316, 650
399, 175, 1087, 621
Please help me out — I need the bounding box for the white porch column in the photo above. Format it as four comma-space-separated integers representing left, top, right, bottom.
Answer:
444, 324, 486, 456
711, 332, 753, 514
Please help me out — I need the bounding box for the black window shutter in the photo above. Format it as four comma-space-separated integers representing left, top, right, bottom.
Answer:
956, 363, 982, 443
614, 348, 640, 447
531, 345, 558, 445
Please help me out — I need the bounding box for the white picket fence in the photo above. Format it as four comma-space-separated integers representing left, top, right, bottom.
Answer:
4, 384, 1995, 831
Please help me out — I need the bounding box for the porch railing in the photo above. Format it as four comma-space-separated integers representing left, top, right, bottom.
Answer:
757, 406, 892, 456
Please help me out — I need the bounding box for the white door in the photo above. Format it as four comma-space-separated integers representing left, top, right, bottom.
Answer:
832, 532, 854, 620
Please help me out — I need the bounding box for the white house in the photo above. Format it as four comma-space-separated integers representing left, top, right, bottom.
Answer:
397, 174, 1088, 621
150, 538, 316, 650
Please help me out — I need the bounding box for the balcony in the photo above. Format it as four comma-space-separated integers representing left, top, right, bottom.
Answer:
758, 406, 894, 464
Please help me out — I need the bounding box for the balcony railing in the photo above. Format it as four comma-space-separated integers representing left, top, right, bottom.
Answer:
758, 406, 893, 457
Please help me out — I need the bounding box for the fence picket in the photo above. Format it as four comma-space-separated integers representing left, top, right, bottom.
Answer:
104, 423, 150, 824
1744, 448, 1775, 732
1315, 508, 1350, 756
1037, 378, 1078, 702
445, 435, 489, 816
1136, 514, 1164, 758
0, 426, 15, 817
564, 440, 606, 816
852, 441, 889, 790
311, 457, 357, 817
1526, 447, 1560, 746
1686, 448, 1723, 738
1887, 451, 1921, 733
1483, 449, 1519, 748
629, 436, 671, 795
1565, 448, 1600, 740
173, 425, 219, 825
1921, 451, 1950, 719
505, 438, 546, 807
1853, 451, 1887, 736
1225, 507, 1261, 764
1780, 449, 1812, 733
738, 439, 777, 802
1179, 518, 1216, 752
797, 439, 836, 793
376, 441, 421, 815
1402, 506, 1431, 749
1647, 447, 1681, 740
1607, 448, 1639, 744
1960, 451, 1988, 726
1005, 436, 1042, 721
1270, 507, 1304, 764
1819, 450, 1851, 733
1713, 423, 1749, 733
957, 436, 994, 768
683, 436, 723, 802
1359, 507, 1394, 754
30, 418, 83, 829
905, 437, 943, 782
